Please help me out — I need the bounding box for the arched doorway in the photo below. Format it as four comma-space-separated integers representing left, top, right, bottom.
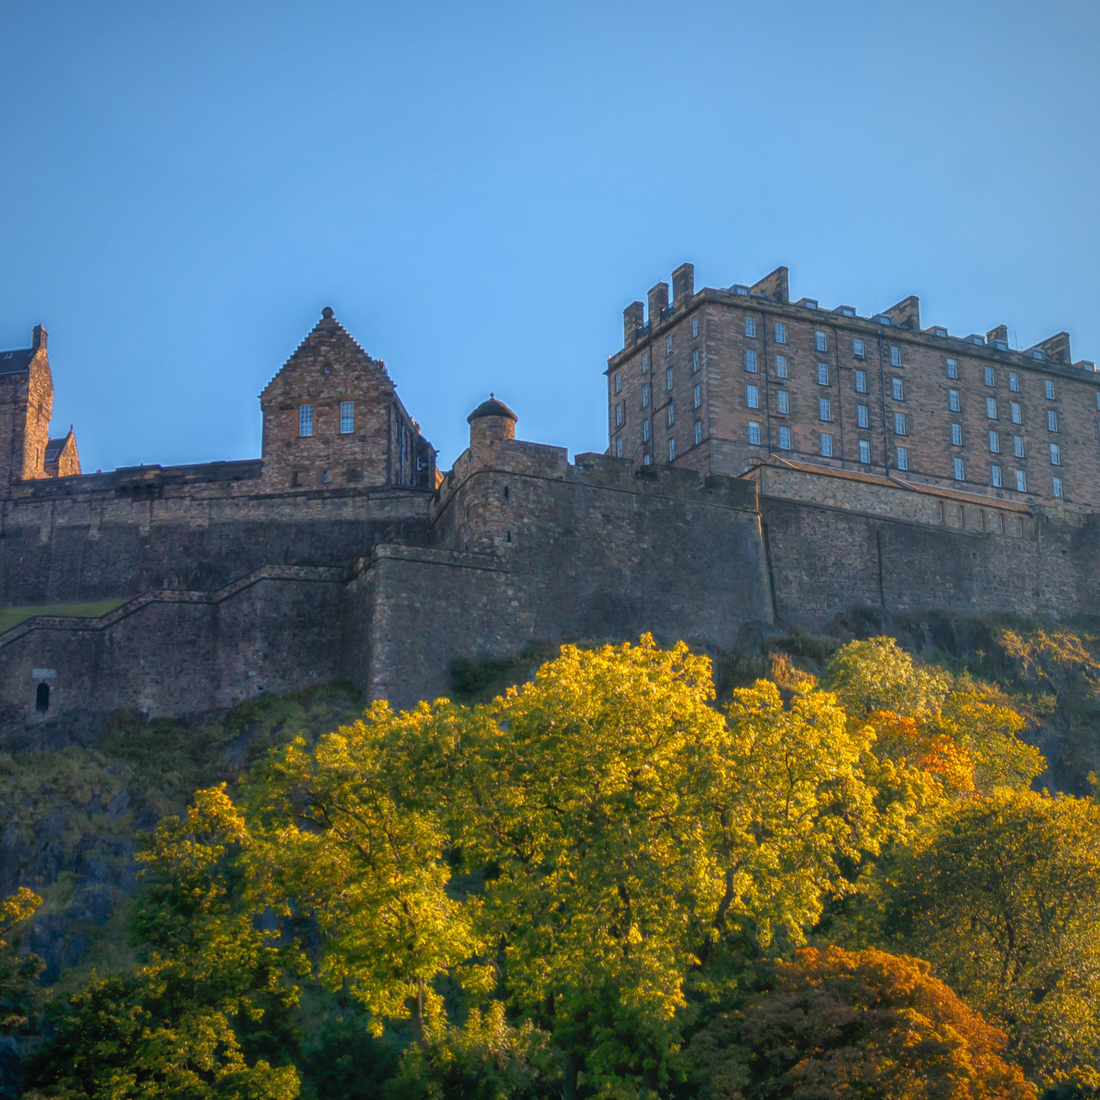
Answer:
35, 682, 49, 712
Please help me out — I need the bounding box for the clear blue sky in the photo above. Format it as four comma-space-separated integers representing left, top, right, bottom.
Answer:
1, 1, 1097, 471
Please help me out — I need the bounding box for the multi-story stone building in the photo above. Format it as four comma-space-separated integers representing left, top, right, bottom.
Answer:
608, 264, 1099, 509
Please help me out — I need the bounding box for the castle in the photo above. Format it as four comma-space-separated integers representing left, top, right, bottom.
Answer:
1, 265, 1098, 726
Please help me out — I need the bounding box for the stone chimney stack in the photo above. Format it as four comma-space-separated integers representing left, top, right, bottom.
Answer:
623, 301, 645, 346
467, 395, 518, 462
647, 282, 669, 324
31, 324, 47, 352
671, 263, 694, 308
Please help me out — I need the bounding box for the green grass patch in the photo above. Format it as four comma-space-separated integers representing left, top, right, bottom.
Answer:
0, 599, 127, 633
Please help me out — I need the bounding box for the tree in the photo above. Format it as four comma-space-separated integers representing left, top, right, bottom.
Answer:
0, 886, 43, 1036
883, 788, 1100, 1085
684, 945, 1035, 1100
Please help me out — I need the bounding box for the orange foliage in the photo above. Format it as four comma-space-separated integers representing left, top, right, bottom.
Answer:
869, 709, 975, 794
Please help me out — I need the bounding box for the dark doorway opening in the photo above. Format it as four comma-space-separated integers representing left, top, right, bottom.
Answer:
35, 682, 49, 712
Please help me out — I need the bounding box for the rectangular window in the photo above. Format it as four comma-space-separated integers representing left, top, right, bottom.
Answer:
950, 389, 961, 412
815, 330, 827, 352
615, 402, 624, 427
668, 437, 676, 461
1054, 476, 1064, 499
777, 389, 790, 414
857, 404, 869, 428
1096, 391, 1100, 410
853, 337, 865, 359
667, 403, 675, 426
748, 420, 761, 445
820, 398, 832, 421
984, 366, 995, 387
817, 363, 829, 385
693, 348, 700, 372
774, 322, 787, 344
693, 384, 701, 408
896, 446, 909, 471
339, 401, 355, 434
299, 404, 314, 437
615, 372, 622, 393
821, 432, 833, 457
1011, 402, 1022, 424
692, 316, 699, 338
667, 367, 674, 391
892, 378, 904, 400
1045, 379, 1055, 400
744, 316, 756, 338
991, 464, 1002, 488
894, 412, 906, 435
642, 418, 650, 442
1050, 442, 1061, 465
859, 439, 871, 463
778, 425, 791, 450
1009, 371, 1019, 392
986, 397, 998, 419
953, 456, 965, 481
775, 355, 789, 378
745, 349, 758, 372
643, 453, 651, 466
1014, 435, 1024, 458
989, 430, 1000, 453
615, 436, 623, 457
642, 352, 650, 373
890, 345, 901, 367
642, 384, 650, 408
855, 369, 867, 393
666, 335, 673, 355
1016, 469, 1027, 492
951, 423, 962, 446
1047, 409, 1058, 432
694, 420, 703, 445
746, 385, 759, 409
947, 357, 958, 379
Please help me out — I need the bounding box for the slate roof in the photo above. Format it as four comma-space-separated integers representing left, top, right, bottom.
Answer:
0, 348, 33, 375
44, 437, 67, 463
467, 395, 518, 422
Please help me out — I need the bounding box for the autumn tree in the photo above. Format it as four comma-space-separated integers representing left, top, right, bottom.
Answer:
0, 886, 42, 1036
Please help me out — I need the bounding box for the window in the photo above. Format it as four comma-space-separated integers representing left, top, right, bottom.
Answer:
857, 404, 869, 428
953, 456, 965, 481
643, 453, 651, 466
744, 316, 756, 338
615, 437, 623, 457
1096, 391, 1100, 411
642, 352, 649, 373
299, 404, 314, 436
777, 389, 790, 414
774, 322, 787, 344
984, 366, 995, 386
892, 378, 904, 400
1009, 371, 1019, 392
642, 384, 650, 408
614, 372, 622, 393
853, 337, 865, 359
947, 357, 958, 379
615, 402, 624, 427
339, 401, 355, 434
745, 349, 758, 372
666, 335, 673, 355
989, 430, 1000, 453
890, 345, 901, 367
1045, 379, 1055, 400
952, 423, 963, 446
855, 369, 867, 393
693, 349, 700, 372
748, 420, 761, 444
817, 363, 829, 385
1051, 442, 1062, 465
692, 316, 699, 338
667, 367, 674, 391
1011, 402, 1022, 424
950, 389, 961, 412
896, 446, 909, 471
1054, 476, 1064, 499
642, 418, 650, 442
667, 403, 675, 426
821, 433, 834, 457
820, 398, 832, 421
986, 397, 998, 419
1016, 469, 1027, 492
894, 412, 906, 435
1047, 409, 1058, 432
992, 464, 1003, 488
693, 384, 701, 408
778, 426, 791, 450
1014, 435, 1024, 458
694, 421, 703, 445
775, 355, 789, 378
859, 439, 871, 463
746, 385, 759, 409
815, 330, 827, 352
668, 437, 676, 461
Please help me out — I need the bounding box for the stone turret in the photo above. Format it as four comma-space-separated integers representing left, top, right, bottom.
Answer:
467, 394, 517, 461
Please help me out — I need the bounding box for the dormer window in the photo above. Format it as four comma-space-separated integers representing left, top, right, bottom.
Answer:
299, 405, 314, 437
